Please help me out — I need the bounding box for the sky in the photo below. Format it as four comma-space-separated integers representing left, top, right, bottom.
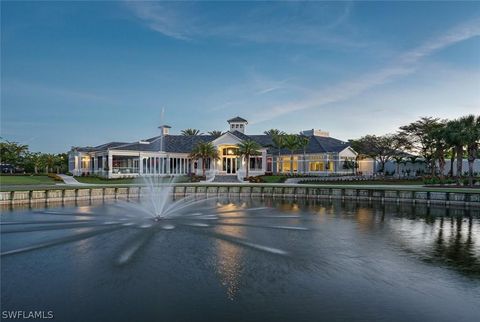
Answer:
1, 1, 479, 153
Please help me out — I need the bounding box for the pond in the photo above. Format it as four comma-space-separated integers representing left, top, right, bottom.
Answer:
1, 199, 479, 322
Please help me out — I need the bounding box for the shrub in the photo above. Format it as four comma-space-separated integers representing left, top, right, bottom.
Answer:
47, 173, 63, 182
247, 176, 265, 183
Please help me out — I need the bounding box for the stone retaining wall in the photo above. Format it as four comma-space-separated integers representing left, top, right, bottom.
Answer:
1, 185, 479, 208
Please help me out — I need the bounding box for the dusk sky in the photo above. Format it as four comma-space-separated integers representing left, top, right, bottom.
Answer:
1, 1, 479, 153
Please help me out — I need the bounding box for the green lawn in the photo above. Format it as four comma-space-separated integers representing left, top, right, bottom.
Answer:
74, 176, 191, 184
0, 175, 57, 185
298, 179, 424, 185
74, 176, 137, 184
261, 175, 288, 183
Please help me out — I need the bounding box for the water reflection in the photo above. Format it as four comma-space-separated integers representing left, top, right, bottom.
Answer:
430, 216, 479, 276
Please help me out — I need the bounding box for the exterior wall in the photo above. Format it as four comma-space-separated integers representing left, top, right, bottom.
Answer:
271, 153, 354, 176
69, 134, 360, 179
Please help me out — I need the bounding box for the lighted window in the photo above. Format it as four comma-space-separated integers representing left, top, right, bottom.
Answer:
328, 161, 334, 171
309, 162, 324, 171
222, 147, 238, 156
282, 156, 298, 172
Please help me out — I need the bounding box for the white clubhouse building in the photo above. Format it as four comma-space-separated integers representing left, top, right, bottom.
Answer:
68, 117, 360, 180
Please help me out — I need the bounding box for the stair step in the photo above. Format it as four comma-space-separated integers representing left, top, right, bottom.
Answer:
212, 175, 240, 183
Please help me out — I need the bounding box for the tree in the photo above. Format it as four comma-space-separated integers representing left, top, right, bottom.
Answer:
350, 134, 409, 175
459, 114, 480, 186
236, 140, 261, 178
282, 134, 301, 175
181, 129, 203, 136
189, 142, 219, 177
208, 130, 223, 138
444, 119, 467, 180
24, 152, 43, 174
42, 153, 57, 173
264, 129, 285, 137
0, 139, 29, 170
297, 135, 310, 173
264, 129, 286, 173
392, 155, 405, 179
399, 117, 443, 176
430, 123, 448, 178
55, 153, 68, 174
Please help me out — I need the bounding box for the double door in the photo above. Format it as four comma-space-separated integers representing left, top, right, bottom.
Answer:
223, 157, 238, 174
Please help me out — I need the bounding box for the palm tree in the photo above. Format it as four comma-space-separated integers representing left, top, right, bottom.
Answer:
297, 135, 310, 173
264, 129, 286, 174
445, 119, 467, 181
25, 152, 42, 174
181, 128, 203, 136
208, 130, 223, 138
459, 114, 480, 186
408, 156, 420, 177
0, 139, 29, 170
42, 153, 57, 173
236, 140, 261, 178
189, 142, 219, 177
264, 129, 285, 137
392, 155, 404, 179
282, 134, 301, 175
431, 124, 448, 179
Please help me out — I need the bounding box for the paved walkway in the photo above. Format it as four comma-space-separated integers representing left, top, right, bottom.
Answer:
58, 174, 85, 185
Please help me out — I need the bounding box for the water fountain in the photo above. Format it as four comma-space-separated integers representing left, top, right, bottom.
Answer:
1, 176, 308, 262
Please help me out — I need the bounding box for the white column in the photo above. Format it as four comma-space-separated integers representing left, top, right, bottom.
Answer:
108, 151, 113, 178
262, 150, 267, 172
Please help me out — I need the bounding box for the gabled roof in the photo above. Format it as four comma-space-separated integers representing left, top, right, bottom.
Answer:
230, 131, 349, 154
110, 135, 215, 153
75, 132, 351, 155
75, 141, 129, 152
227, 116, 248, 123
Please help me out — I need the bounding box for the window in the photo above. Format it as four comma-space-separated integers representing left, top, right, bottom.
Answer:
249, 157, 262, 170
282, 156, 298, 172
205, 158, 211, 170
266, 157, 272, 172
328, 161, 334, 171
222, 147, 238, 156
97, 156, 103, 169
309, 162, 324, 171
81, 157, 90, 169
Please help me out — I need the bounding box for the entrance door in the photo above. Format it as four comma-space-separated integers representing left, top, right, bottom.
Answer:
223, 157, 237, 174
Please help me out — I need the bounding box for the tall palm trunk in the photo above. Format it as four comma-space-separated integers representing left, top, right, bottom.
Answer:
455, 145, 463, 182
202, 159, 206, 177
449, 148, 455, 177
290, 153, 293, 175
278, 149, 282, 174
467, 147, 476, 187
303, 148, 306, 174
438, 154, 445, 180
245, 155, 250, 178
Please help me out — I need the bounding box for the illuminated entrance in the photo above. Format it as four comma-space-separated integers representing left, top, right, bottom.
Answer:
221, 147, 240, 175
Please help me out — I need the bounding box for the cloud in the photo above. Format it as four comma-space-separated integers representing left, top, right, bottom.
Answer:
249, 18, 480, 124
123, 1, 194, 40
123, 1, 361, 47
